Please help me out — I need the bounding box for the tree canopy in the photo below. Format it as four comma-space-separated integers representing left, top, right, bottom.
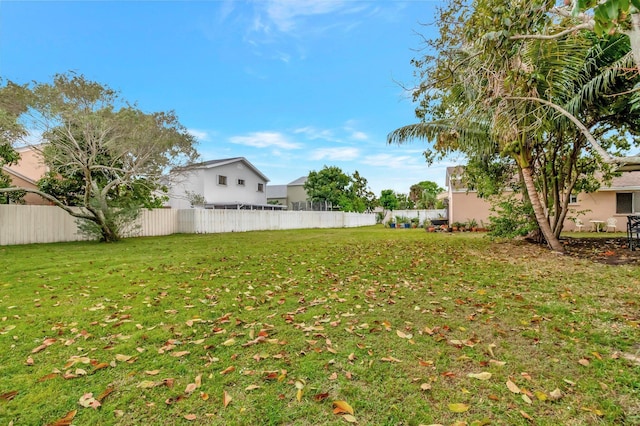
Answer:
0, 73, 199, 241
388, 0, 640, 252
304, 166, 376, 213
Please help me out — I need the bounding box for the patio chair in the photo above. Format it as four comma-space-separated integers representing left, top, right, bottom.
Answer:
574, 218, 584, 232
606, 217, 617, 232
627, 215, 640, 251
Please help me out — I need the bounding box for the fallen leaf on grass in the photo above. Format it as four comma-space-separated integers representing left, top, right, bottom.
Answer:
333, 400, 354, 415
549, 388, 563, 400
26, 356, 34, 366
32, 338, 57, 353
184, 414, 197, 421
343, 414, 357, 423
115, 354, 132, 362
96, 387, 114, 403
581, 406, 604, 416
78, 393, 101, 409
467, 372, 492, 380
0, 390, 18, 401
420, 383, 432, 391
38, 373, 59, 382
200, 392, 209, 401
578, 358, 590, 366
137, 381, 158, 389
185, 383, 197, 394
396, 330, 412, 339
145, 370, 160, 375
380, 356, 402, 363
314, 393, 329, 401
506, 380, 521, 394
245, 384, 261, 391
520, 410, 534, 421
220, 366, 235, 375
448, 403, 469, 413
171, 351, 190, 358
223, 390, 232, 408
47, 409, 76, 426
534, 390, 548, 401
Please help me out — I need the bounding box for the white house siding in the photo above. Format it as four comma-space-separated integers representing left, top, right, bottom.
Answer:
168, 161, 268, 209
201, 163, 267, 205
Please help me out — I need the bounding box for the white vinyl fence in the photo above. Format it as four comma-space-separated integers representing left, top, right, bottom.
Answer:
0, 205, 376, 246
383, 209, 447, 224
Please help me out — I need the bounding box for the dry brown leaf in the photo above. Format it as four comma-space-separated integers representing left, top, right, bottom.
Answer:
245, 384, 261, 391
0, 391, 18, 401
520, 410, 534, 421
343, 414, 358, 423
185, 383, 197, 394
171, 351, 190, 357
506, 380, 521, 394
223, 390, 232, 408
47, 409, 77, 426
314, 392, 329, 401
115, 354, 132, 362
467, 372, 492, 380
420, 383, 432, 391
32, 338, 57, 354
184, 414, 197, 421
578, 358, 590, 366
200, 392, 209, 401
145, 370, 160, 375
220, 366, 235, 375
96, 386, 114, 403
333, 400, 355, 415
549, 388, 563, 400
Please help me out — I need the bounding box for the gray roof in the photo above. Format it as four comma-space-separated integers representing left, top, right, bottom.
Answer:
266, 185, 287, 199
179, 157, 269, 182
287, 176, 307, 186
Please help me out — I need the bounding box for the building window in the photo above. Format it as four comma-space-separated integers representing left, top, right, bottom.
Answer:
218, 175, 227, 186
569, 193, 578, 204
257, 183, 264, 192
616, 192, 640, 214
237, 179, 245, 186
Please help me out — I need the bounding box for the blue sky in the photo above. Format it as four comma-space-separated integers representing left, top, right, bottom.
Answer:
0, 0, 458, 195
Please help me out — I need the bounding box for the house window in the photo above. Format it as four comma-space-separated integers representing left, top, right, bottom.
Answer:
257, 183, 264, 192
237, 179, 245, 186
569, 193, 578, 204
616, 192, 640, 214
218, 175, 227, 186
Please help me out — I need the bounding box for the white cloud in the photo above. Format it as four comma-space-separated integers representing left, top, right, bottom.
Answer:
229, 131, 302, 149
188, 129, 211, 142
310, 147, 360, 161
262, 0, 355, 33
293, 126, 335, 141
362, 153, 423, 170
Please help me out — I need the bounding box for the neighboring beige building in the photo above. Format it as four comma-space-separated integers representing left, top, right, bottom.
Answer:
446, 166, 640, 232
266, 176, 311, 210
2, 146, 50, 205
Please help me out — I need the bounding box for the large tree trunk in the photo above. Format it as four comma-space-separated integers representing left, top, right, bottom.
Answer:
520, 166, 565, 253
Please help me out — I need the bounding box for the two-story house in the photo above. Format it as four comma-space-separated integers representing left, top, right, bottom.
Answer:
166, 157, 281, 210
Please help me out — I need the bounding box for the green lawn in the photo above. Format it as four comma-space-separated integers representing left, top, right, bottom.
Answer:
0, 227, 638, 425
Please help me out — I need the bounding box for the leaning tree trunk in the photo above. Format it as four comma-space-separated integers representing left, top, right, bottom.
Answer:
520, 166, 565, 253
